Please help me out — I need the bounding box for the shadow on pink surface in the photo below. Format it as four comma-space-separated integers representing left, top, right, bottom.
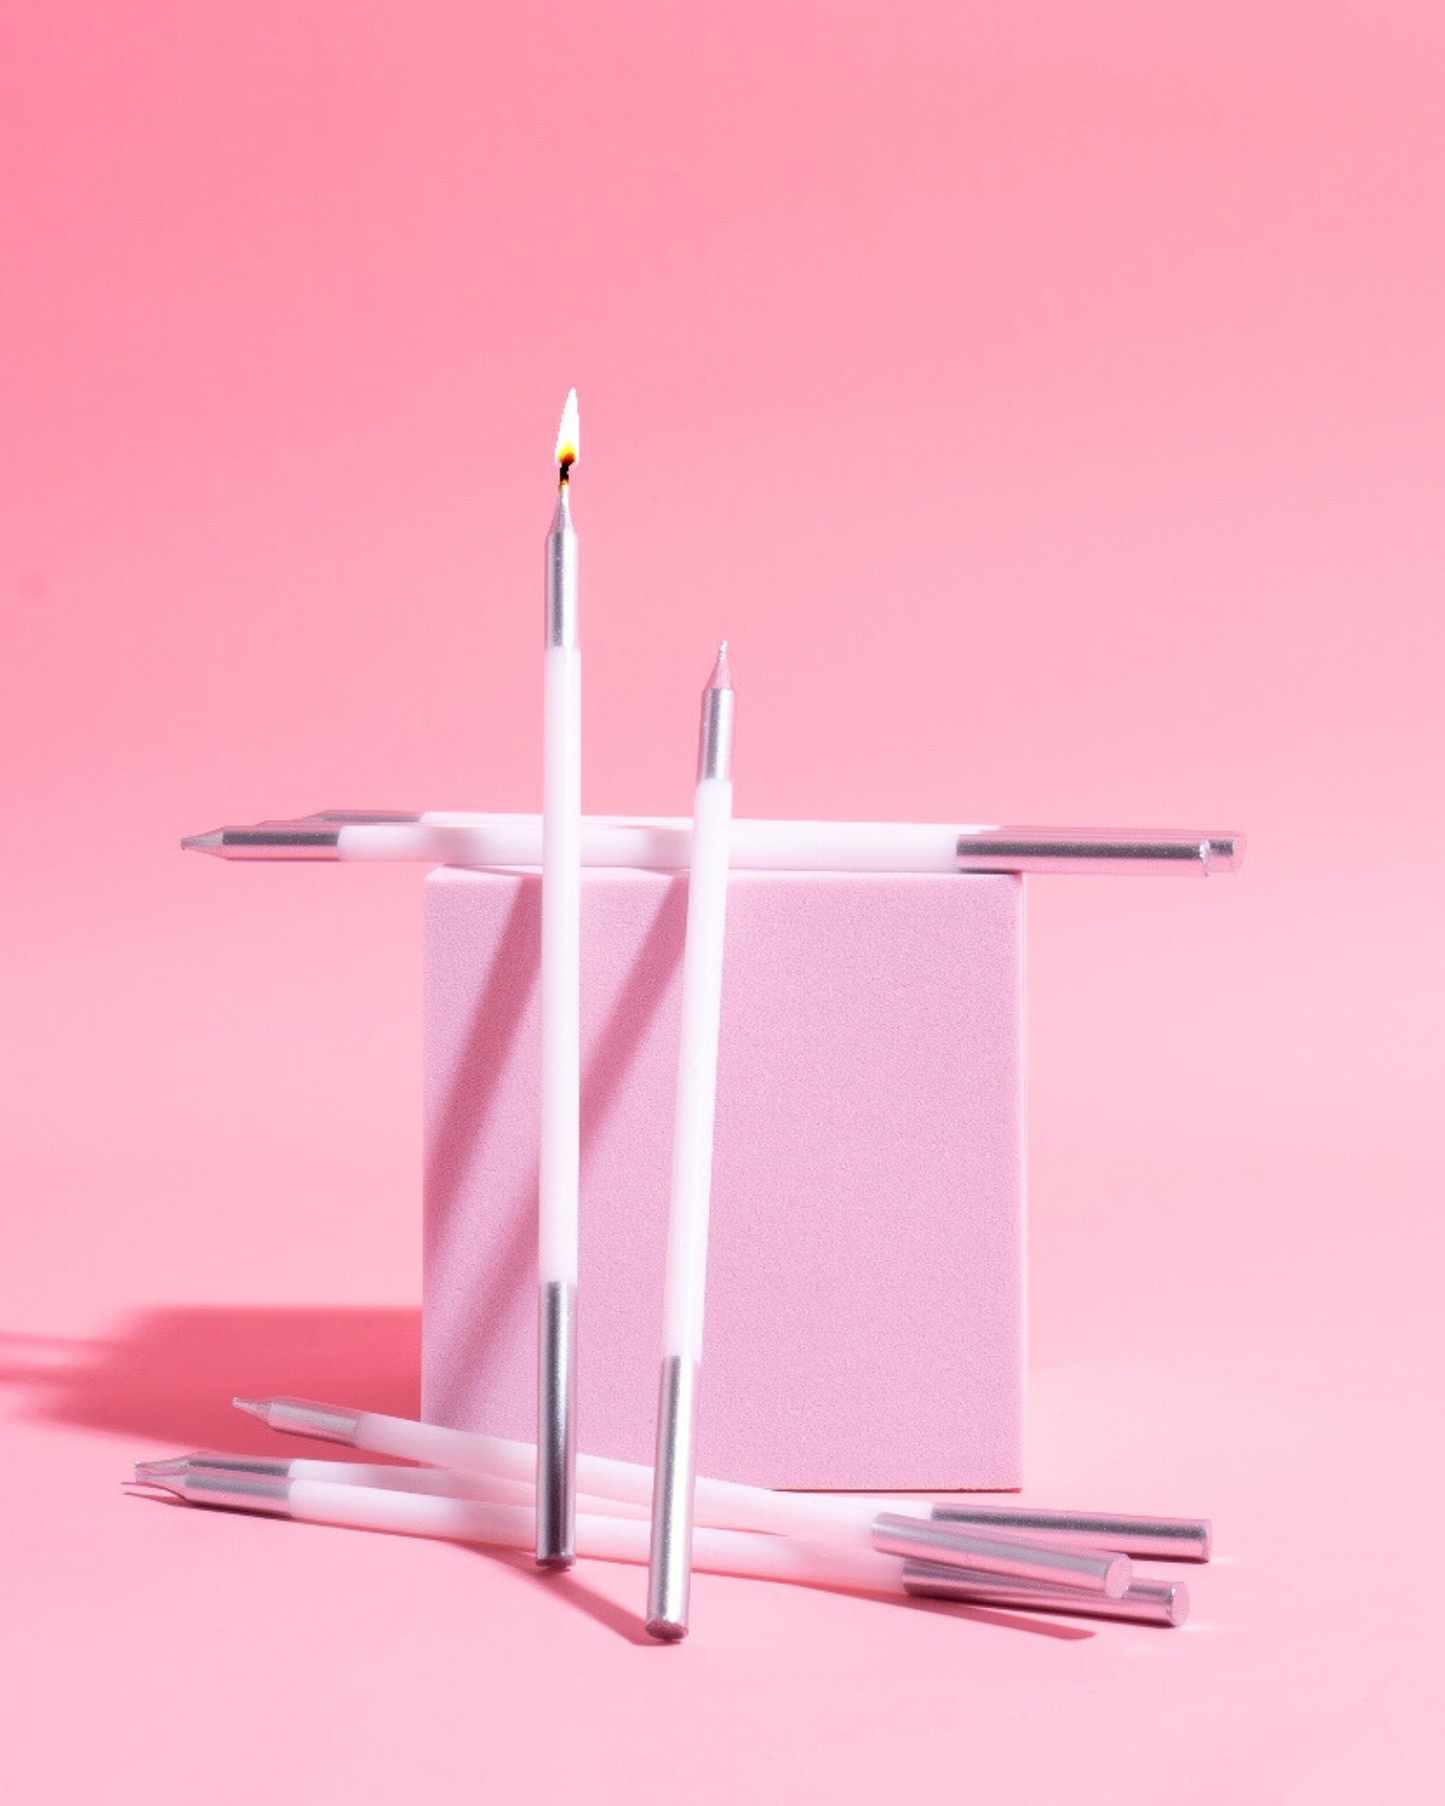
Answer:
4, 1309, 1099, 1647
0, 1305, 421, 1454
423, 874, 689, 1428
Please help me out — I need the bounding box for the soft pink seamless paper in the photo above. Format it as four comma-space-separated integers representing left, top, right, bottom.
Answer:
2, 3, 1443, 1802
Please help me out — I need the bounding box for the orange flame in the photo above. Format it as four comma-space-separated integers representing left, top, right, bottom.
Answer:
554, 388, 579, 469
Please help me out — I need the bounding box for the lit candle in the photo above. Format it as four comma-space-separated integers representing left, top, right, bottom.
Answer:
537, 388, 581, 1567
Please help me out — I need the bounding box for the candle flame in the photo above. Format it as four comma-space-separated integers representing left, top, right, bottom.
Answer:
554, 388, 580, 472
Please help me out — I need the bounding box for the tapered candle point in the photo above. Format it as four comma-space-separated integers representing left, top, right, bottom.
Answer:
133, 1468, 187, 1499
709, 642, 732, 691
232, 1397, 269, 1422
135, 1458, 191, 1481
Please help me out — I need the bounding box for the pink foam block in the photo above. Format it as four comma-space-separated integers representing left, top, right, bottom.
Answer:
423, 867, 1024, 1489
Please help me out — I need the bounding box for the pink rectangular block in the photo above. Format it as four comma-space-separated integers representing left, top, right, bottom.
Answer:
423, 867, 1024, 1489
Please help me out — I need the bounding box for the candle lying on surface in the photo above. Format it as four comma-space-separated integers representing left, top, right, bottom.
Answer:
136, 1453, 648, 1515
183, 814, 1245, 875
231, 1395, 1205, 1560
133, 1463, 1175, 1618
902, 1561, 1190, 1628
230, 1396, 1134, 1596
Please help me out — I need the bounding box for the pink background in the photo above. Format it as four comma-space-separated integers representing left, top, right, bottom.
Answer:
2, 3, 1442, 1800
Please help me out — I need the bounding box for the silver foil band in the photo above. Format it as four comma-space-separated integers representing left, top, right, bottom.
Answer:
185, 1471, 292, 1511
546, 526, 578, 648
645, 1355, 700, 1639
954, 830, 1242, 875
931, 1504, 1211, 1563
535, 1279, 576, 1567
902, 1560, 1189, 1627
698, 688, 734, 783
267, 1398, 366, 1443
870, 1512, 1129, 1597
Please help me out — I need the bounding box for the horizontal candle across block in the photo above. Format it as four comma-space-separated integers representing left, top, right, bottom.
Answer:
423, 867, 1024, 1489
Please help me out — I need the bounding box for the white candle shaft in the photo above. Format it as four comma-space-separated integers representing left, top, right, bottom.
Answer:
194, 1457, 651, 1517
343, 817, 958, 872
662, 775, 733, 1359
283, 1479, 897, 1594
323, 1406, 898, 1541
540, 644, 581, 1282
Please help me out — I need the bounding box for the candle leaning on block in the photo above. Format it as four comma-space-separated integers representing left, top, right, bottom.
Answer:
646, 643, 737, 1642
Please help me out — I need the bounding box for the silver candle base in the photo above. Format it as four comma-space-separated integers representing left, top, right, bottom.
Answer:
646, 1356, 700, 1641
903, 1560, 1190, 1627
871, 1512, 1131, 1597
535, 1280, 576, 1568
931, 1503, 1211, 1562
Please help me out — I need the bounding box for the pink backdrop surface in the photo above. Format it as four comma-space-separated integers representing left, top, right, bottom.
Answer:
1, 3, 1442, 1801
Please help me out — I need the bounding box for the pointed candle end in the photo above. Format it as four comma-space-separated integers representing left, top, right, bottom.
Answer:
708, 641, 733, 691
135, 1457, 191, 1482
181, 831, 223, 853
132, 1468, 187, 1499
232, 1397, 269, 1423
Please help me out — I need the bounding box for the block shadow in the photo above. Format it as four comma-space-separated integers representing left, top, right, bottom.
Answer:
0, 1304, 422, 1454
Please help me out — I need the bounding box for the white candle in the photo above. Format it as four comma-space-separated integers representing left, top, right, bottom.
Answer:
537, 388, 582, 1567
140, 1464, 1169, 1616
646, 644, 735, 1640
186, 813, 1245, 875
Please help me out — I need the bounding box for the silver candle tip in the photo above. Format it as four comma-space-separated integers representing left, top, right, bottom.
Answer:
708, 641, 733, 691
232, 1396, 269, 1423
132, 1467, 187, 1499
181, 831, 224, 851
135, 1457, 191, 1481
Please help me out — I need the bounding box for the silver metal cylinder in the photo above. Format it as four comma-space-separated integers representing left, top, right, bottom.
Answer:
954, 828, 1242, 876
646, 1356, 700, 1640
186, 827, 343, 857
535, 1280, 576, 1568
698, 686, 734, 783
870, 1513, 1131, 1597
170, 1455, 290, 1480
253, 1398, 366, 1444
931, 1504, 1211, 1563
545, 489, 578, 648
902, 1560, 1189, 1627
309, 811, 424, 825
178, 1471, 293, 1513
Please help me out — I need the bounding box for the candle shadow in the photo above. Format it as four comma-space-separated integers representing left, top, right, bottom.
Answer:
421, 880, 541, 1419
2, 1317, 1100, 1647
424, 875, 687, 1424
896, 1591, 1096, 1641
461, 1545, 659, 1646
0, 1305, 422, 1455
